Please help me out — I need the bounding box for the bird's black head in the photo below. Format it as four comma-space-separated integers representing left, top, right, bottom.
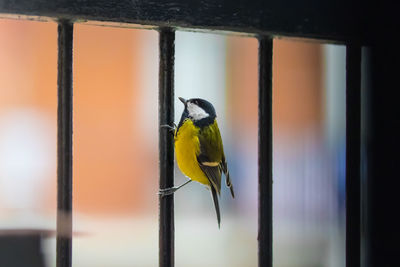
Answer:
178, 97, 216, 128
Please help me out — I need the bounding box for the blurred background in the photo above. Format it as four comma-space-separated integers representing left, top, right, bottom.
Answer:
0, 19, 346, 266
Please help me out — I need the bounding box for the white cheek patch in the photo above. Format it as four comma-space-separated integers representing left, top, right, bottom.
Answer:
187, 102, 209, 121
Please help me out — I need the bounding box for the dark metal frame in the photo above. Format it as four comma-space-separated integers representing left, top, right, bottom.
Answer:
1, 1, 399, 267
0, 0, 368, 41
345, 44, 361, 267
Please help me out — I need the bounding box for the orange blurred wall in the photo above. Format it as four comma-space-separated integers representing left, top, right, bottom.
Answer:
226, 37, 323, 134
0, 20, 159, 215
73, 24, 158, 214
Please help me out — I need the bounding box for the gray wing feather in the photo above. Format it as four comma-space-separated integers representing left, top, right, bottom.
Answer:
198, 161, 222, 195
221, 156, 235, 198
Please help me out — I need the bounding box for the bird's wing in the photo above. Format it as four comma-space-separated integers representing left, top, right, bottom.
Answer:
196, 123, 223, 227
196, 123, 223, 194
197, 123, 234, 198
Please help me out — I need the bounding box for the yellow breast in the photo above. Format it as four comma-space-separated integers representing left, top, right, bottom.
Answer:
174, 120, 210, 186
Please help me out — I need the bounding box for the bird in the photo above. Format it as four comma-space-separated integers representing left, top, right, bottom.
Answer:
159, 97, 234, 228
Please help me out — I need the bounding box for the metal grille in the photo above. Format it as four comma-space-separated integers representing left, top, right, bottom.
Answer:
1, 1, 399, 267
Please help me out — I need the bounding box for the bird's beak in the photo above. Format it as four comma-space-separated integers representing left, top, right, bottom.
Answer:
178, 97, 187, 105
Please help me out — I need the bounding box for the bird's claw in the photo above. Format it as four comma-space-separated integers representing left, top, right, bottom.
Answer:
160, 124, 177, 133
158, 187, 179, 197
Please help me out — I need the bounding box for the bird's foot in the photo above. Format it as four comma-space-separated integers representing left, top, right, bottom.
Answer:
160, 123, 177, 133
158, 186, 179, 197
158, 180, 192, 197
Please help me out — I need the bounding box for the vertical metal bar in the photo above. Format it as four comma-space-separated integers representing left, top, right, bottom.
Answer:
56, 20, 73, 267
158, 27, 175, 267
258, 36, 273, 267
346, 44, 361, 267
363, 41, 400, 267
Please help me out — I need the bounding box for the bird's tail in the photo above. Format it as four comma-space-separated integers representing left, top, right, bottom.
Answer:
210, 185, 221, 228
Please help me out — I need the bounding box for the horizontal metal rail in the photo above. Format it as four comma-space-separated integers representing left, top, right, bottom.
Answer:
0, 0, 369, 43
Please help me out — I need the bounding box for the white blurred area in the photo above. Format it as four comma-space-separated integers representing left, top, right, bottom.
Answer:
0, 19, 346, 267
0, 109, 55, 210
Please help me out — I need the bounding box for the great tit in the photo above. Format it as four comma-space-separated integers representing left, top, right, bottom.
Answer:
159, 97, 234, 227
